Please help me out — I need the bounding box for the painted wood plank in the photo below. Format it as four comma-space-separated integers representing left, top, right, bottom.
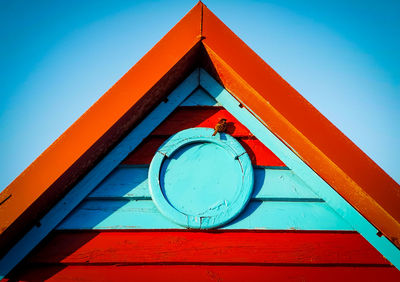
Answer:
121, 136, 166, 165
57, 200, 352, 230
180, 87, 220, 106
0, 70, 200, 280
199, 69, 400, 269
27, 232, 389, 265
88, 166, 319, 200
238, 138, 285, 166
7, 265, 400, 282
151, 107, 252, 136
122, 136, 285, 166
89, 167, 150, 199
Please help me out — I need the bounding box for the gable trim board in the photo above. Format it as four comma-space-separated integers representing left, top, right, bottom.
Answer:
0, 2, 399, 277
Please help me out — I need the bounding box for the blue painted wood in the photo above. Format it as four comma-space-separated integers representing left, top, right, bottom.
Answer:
87, 166, 320, 200
180, 87, 220, 106
56, 199, 353, 230
199, 68, 400, 269
148, 128, 254, 229
0, 70, 200, 279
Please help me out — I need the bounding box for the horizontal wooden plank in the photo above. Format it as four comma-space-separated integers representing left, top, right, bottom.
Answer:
8, 265, 400, 282
28, 232, 389, 265
180, 87, 220, 106
122, 136, 285, 166
88, 167, 319, 200
57, 200, 352, 230
122, 136, 166, 165
238, 139, 286, 166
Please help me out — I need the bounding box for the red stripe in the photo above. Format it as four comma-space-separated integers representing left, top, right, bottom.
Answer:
152, 107, 252, 136
28, 231, 389, 265
238, 138, 285, 166
7, 265, 400, 282
123, 136, 167, 165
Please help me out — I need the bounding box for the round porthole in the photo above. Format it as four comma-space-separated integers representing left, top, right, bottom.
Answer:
148, 127, 253, 229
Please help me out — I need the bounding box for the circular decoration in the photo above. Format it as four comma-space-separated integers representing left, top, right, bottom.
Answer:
148, 127, 253, 229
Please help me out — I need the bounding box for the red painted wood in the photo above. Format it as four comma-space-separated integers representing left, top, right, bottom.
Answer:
238, 138, 285, 166
7, 265, 400, 282
122, 136, 167, 165
152, 107, 252, 136
28, 231, 389, 265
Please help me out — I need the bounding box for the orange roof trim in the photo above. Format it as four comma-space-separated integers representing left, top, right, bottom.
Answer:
1, 2, 399, 257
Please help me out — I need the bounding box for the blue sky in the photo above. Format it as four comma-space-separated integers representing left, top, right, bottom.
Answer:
0, 0, 399, 190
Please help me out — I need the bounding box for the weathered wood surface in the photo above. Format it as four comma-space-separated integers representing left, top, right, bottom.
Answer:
57, 200, 352, 230
28, 232, 389, 265
148, 128, 254, 229
88, 166, 318, 200
9, 231, 399, 281
7, 265, 400, 282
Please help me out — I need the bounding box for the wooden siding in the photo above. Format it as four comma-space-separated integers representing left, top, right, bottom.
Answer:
7, 265, 400, 282
87, 166, 318, 200
57, 199, 352, 230
7, 231, 399, 281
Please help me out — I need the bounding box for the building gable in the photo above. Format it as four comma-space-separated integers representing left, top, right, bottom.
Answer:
1, 2, 399, 279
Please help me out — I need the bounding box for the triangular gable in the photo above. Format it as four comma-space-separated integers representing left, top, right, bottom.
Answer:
1, 2, 399, 277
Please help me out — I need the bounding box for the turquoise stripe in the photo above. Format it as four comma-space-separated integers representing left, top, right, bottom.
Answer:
88, 166, 320, 200
57, 199, 352, 231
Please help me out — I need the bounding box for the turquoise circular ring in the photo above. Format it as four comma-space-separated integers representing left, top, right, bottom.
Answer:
148, 127, 253, 229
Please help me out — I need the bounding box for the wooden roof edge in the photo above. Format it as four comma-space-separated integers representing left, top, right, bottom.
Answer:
0, 2, 204, 256
200, 5, 400, 247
